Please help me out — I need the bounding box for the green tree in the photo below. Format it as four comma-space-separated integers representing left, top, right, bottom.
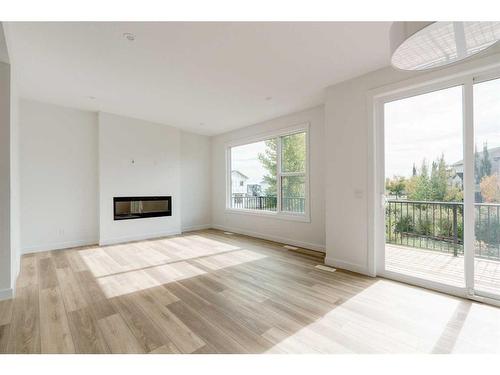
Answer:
386, 176, 406, 199
258, 133, 306, 198
258, 138, 277, 196
480, 142, 492, 178
429, 154, 448, 201
407, 159, 431, 201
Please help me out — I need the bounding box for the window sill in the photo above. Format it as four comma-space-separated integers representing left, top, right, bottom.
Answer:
224, 208, 311, 222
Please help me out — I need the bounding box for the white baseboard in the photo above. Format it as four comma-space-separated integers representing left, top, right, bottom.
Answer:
99, 229, 182, 246
22, 237, 99, 254
181, 224, 212, 233
0, 288, 13, 301
212, 224, 325, 252
324, 256, 370, 276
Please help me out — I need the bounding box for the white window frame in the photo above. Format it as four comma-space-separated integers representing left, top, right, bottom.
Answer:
225, 123, 310, 222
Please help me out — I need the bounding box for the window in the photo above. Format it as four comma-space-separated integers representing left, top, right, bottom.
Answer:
227, 126, 308, 219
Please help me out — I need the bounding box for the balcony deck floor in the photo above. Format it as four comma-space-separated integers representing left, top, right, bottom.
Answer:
386, 244, 500, 296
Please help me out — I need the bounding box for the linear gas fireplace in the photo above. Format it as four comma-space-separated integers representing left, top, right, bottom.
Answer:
113, 196, 172, 220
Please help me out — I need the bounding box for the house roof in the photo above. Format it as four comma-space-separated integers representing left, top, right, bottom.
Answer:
231, 170, 249, 180
452, 146, 500, 166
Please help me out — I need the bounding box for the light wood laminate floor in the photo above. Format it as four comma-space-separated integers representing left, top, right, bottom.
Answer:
1, 229, 500, 354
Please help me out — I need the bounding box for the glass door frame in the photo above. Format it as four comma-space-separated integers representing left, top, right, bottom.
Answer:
370, 63, 500, 307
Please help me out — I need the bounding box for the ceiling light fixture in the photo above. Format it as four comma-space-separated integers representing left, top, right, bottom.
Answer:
390, 21, 500, 71
123, 32, 135, 41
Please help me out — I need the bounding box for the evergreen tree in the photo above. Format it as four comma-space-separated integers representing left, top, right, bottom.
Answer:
474, 144, 480, 184
480, 142, 492, 178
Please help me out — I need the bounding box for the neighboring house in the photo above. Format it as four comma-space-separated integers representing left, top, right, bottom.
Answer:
231, 170, 249, 196
246, 184, 262, 196
453, 146, 500, 179
451, 146, 500, 201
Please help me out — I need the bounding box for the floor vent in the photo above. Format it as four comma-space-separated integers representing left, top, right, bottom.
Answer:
315, 264, 337, 273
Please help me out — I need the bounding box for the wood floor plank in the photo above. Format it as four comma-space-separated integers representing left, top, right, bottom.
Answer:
16, 254, 38, 288
97, 314, 145, 354
38, 256, 59, 290
67, 307, 109, 354
52, 250, 71, 269
39, 287, 75, 353
167, 300, 246, 353
55, 267, 88, 312
0, 299, 14, 326
7, 285, 40, 353
0, 324, 10, 353
132, 291, 205, 353
73, 270, 116, 319
109, 295, 174, 353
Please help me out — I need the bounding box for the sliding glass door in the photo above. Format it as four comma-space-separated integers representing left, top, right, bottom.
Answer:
378, 71, 500, 303
383, 85, 465, 288
473, 76, 500, 299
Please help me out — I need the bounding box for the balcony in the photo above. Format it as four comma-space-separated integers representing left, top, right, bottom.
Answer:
385, 199, 500, 294
231, 195, 305, 213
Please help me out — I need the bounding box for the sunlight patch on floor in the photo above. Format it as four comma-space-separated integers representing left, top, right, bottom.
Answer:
264, 279, 465, 353
192, 249, 267, 270
97, 260, 206, 298
95, 248, 267, 298
78, 235, 241, 277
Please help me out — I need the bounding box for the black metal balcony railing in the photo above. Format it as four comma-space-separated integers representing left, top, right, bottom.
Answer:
386, 199, 500, 260
231, 195, 305, 213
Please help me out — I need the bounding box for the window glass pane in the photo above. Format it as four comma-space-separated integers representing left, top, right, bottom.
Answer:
473, 77, 500, 297
230, 139, 277, 211
281, 132, 306, 173
384, 85, 465, 287
281, 175, 305, 213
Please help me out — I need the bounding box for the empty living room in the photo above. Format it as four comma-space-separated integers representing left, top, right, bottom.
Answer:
1, 0, 500, 372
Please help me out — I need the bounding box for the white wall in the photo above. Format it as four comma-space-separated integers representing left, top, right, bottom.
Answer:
98, 112, 181, 245
324, 50, 500, 275
9, 59, 20, 289
19, 100, 99, 253
211, 105, 325, 251
0, 61, 12, 298
180, 131, 211, 231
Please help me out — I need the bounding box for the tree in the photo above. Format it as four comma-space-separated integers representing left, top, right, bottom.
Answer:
258, 139, 277, 196
480, 142, 492, 178
386, 176, 406, 199
258, 133, 306, 197
406, 155, 461, 202
474, 145, 481, 184
480, 174, 500, 203
406, 159, 431, 201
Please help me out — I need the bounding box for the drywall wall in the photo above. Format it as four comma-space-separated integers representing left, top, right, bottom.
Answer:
211, 105, 325, 251
98, 112, 181, 245
180, 131, 211, 231
0, 61, 11, 298
324, 50, 500, 275
19, 99, 99, 253
9, 59, 20, 289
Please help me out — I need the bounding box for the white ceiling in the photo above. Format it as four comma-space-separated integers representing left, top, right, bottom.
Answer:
5, 22, 392, 135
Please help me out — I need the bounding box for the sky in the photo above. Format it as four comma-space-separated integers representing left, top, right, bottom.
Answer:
231, 140, 270, 185
385, 78, 500, 178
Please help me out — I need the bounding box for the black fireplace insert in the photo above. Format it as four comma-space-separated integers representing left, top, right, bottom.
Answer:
113, 196, 172, 220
